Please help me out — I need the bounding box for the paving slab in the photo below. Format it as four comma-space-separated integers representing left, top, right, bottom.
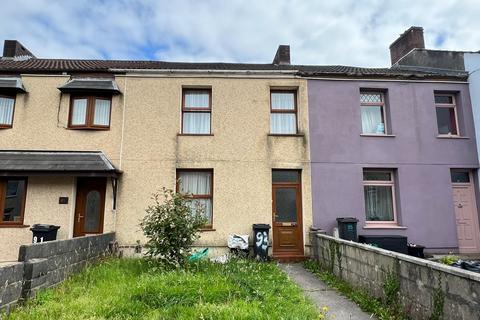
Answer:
279, 263, 377, 320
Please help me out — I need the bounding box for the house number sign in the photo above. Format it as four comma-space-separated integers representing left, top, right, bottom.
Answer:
33, 236, 44, 243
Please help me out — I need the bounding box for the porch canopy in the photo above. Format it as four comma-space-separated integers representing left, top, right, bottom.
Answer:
0, 77, 26, 93
0, 151, 121, 177
58, 79, 121, 94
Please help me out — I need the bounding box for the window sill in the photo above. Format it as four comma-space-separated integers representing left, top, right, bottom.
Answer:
268, 133, 305, 137
0, 126, 13, 129
363, 225, 407, 230
200, 228, 216, 232
67, 127, 110, 131
177, 133, 214, 136
360, 134, 396, 137
0, 224, 30, 228
436, 135, 469, 139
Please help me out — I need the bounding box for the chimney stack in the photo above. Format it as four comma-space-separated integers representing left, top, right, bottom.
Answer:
2, 40, 36, 59
389, 27, 424, 65
272, 45, 290, 65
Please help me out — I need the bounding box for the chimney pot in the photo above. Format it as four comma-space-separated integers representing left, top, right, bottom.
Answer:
389, 27, 424, 65
272, 45, 290, 65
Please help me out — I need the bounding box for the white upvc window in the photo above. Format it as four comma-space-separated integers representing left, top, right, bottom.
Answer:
363, 170, 397, 226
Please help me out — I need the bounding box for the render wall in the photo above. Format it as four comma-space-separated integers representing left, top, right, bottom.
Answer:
308, 79, 478, 251
0, 74, 312, 258
116, 76, 312, 251
0, 176, 116, 262
465, 53, 480, 178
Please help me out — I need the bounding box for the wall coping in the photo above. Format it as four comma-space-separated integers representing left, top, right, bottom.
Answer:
315, 233, 480, 282
19, 232, 116, 251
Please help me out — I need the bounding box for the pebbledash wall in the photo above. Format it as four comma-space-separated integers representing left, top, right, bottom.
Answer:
0, 73, 312, 260
0, 76, 121, 261
310, 232, 480, 320
0, 233, 115, 311
308, 79, 478, 252
116, 75, 312, 255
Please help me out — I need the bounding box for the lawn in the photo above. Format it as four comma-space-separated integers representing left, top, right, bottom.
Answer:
9, 258, 319, 320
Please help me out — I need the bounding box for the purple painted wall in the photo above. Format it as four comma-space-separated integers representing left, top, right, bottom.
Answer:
308, 79, 479, 251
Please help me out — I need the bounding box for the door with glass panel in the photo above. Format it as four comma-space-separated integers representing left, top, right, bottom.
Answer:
451, 170, 480, 253
73, 178, 106, 237
272, 170, 303, 258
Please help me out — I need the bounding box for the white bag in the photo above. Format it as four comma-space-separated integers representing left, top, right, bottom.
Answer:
227, 234, 249, 250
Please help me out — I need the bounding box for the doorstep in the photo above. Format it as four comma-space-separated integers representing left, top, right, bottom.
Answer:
273, 254, 308, 262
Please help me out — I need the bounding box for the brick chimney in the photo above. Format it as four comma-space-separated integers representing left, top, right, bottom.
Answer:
272, 45, 290, 65
2, 40, 36, 58
389, 27, 424, 65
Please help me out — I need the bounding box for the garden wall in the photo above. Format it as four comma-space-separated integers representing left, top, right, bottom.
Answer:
0, 262, 24, 311
310, 231, 480, 320
0, 233, 116, 312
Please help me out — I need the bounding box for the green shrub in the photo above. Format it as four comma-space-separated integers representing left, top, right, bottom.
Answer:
140, 188, 207, 267
439, 255, 458, 266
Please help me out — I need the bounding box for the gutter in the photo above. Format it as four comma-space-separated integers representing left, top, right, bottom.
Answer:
299, 76, 468, 84
108, 68, 299, 75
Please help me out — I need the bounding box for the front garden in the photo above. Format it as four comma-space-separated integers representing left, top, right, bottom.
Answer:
9, 258, 319, 319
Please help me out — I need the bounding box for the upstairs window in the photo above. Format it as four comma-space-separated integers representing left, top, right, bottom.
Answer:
177, 170, 213, 228
363, 170, 397, 224
270, 90, 297, 134
360, 92, 387, 134
0, 178, 27, 225
182, 89, 211, 134
0, 95, 15, 128
435, 94, 458, 136
69, 95, 111, 129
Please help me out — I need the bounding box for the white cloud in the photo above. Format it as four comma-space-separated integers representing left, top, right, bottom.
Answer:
0, 0, 479, 67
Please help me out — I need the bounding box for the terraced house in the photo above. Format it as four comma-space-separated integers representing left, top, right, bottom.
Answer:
0, 36, 478, 262
0, 42, 313, 261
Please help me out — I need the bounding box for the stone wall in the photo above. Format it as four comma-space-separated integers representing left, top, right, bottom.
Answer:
0, 233, 115, 312
0, 262, 23, 311
311, 231, 480, 320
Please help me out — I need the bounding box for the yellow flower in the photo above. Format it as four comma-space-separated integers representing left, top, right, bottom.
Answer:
322, 306, 329, 313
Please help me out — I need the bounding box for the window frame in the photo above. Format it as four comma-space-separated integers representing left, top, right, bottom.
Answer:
0, 177, 27, 226
362, 170, 398, 226
434, 93, 459, 136
0, 93, 16, 129
270, 89, 298, 135
360, 91, 387, 135
176, 169, 214, 229
68, 94, 112, 130
181, 89, 212, 135
450, 169, 472, 184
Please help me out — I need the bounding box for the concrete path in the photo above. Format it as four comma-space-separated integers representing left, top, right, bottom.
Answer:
279, 263, 377, 320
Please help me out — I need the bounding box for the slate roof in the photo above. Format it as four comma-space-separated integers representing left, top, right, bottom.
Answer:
0, 151, 120, 176
0, 57, 468, 80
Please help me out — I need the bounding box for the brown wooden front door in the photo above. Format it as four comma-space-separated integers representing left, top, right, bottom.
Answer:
272, 170, 304, 258
73, 178, 106, 237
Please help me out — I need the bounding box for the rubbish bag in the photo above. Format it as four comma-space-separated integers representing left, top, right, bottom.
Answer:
227, 234, 249, 250
188, 248, 209, 262
452, 260, 480, 273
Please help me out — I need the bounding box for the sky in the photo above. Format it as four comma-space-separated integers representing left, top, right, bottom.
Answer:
0, 0, 479, 67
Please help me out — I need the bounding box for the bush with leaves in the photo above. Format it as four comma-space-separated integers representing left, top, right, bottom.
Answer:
140, 188, 207, 267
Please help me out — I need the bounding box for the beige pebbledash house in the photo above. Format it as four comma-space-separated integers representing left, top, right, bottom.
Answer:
0, 41, 312, 261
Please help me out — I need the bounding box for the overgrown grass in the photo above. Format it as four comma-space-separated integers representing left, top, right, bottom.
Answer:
304, 260, 408, 320
8, 258, 319, 320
